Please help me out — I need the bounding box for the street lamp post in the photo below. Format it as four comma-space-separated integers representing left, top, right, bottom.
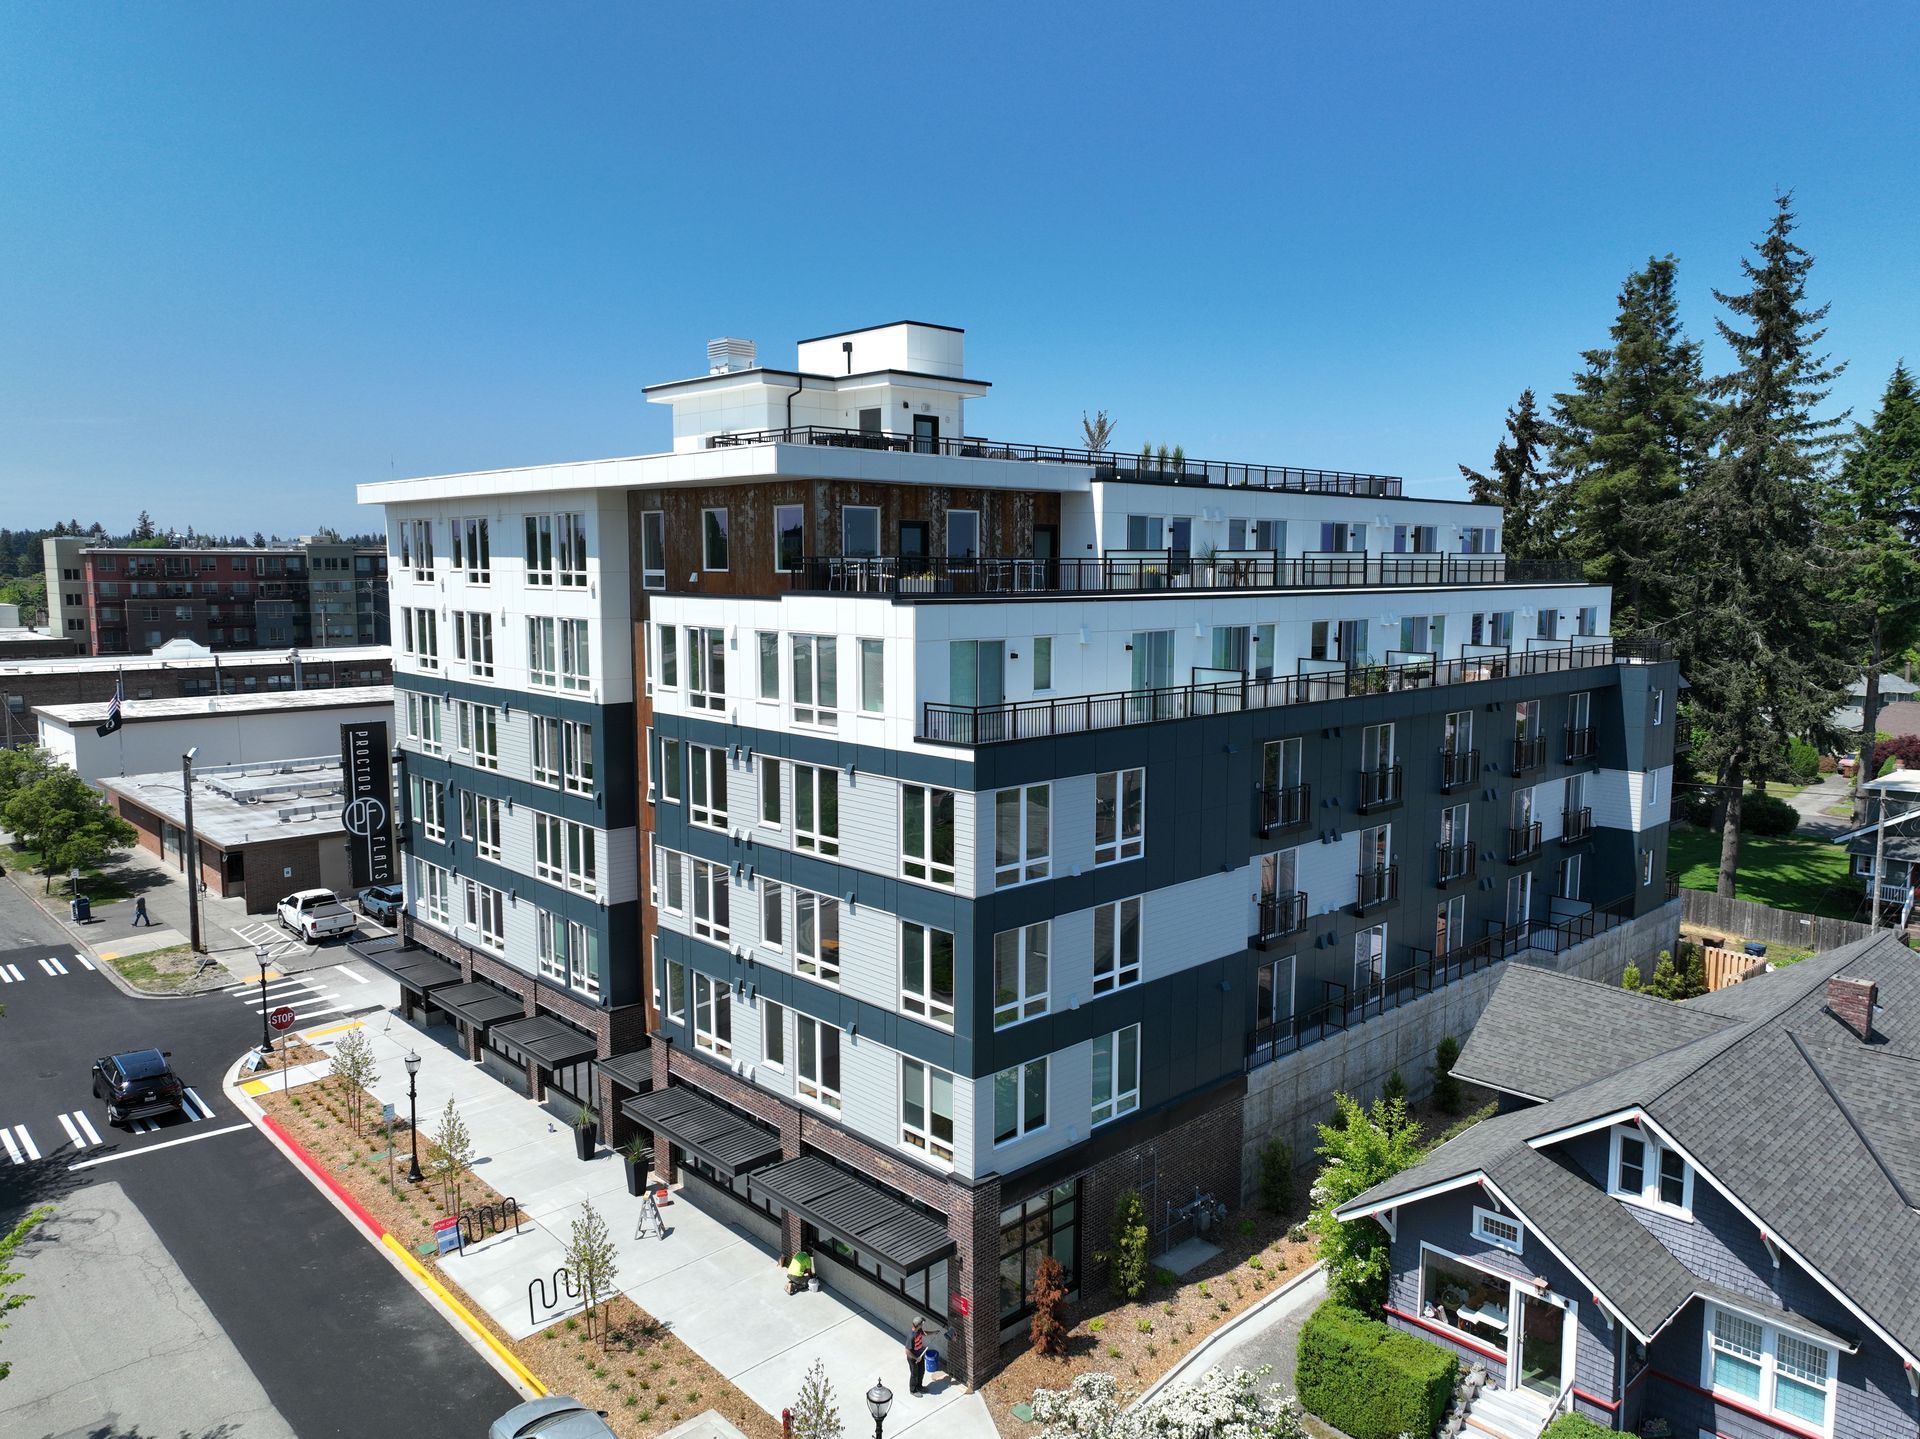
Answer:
181, 747, 203, 954
256, 945, 272, 1055
404, 1050, 423, 1184
866, 1379, 894, 1439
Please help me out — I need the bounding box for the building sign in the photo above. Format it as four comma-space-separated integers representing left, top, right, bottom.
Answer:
340, 720, 396, 888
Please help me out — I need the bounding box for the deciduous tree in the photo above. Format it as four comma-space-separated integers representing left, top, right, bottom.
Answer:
788, 1357, 844, 1439
0, 1206, 52, 1381
562, 1199, 619, 1346
328, 1029, 380, 1135
431, 1096, 475, 1216
1, 768, 138, 891
1308, 1093, 1427, 1310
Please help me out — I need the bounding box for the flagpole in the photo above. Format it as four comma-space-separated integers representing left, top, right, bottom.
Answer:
116, 667, 125, 775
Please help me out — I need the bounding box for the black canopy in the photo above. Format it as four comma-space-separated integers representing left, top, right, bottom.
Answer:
598, 1049, 652, 1092
430, 981, 523, 1030
490, 1014, 596, 1068
348, 937, 462, 994
621, 1086, 781, 1180
750, 1153, 954, 1275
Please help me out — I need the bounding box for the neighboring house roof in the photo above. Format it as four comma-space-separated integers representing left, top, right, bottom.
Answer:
1844, 829, 1920, 864
1874, 701, 1920, 739
1337, 935, 1920, 1363
1847, 673, 1920, 700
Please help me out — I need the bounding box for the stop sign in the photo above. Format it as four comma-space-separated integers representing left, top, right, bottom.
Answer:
268, 1006, 297, 1032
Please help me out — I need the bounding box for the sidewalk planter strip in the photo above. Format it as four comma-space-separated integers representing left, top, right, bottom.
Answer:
621, 1086, 781, 1180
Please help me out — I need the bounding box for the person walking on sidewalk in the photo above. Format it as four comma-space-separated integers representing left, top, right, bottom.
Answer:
132, 896, 155, 926
905, 1317, 927, 1395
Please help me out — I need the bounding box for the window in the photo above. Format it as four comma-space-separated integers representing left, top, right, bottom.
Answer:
1471, 610, 1514, 647
1577, 605, 1598, 636
1471, 1206, 1523, 1255
793, 764, 839, 856
1393, 524, 1438, 554
404, 519, 434, 579
457, 517, 490, 583
403, 607, 439, 669
900, 1059, 955, 1164
454, 700, 499, 771
531, 715, 561, 786
660, 737, 683, 804
950, 638, 1005, 708
534, 814, 564, 883
993, 922, 1049, 1027
556, 512, 588, 587
1641, 848, 1655, 886
859, 638, 885, 713
759, 757, 782, 825
1557, 853, 1582, 901
1536, 607, 1559, 640
795, 1016, 841, 1110
702, 508, 729, 571
1608, 1125, 1692, 1216
760, 880, 784, 950
795, 891, 839, 984
460, 792, 502, 860
1091, 1024, 1141, 1125
415, 859, 452, 927
536, 910, 567, 981
561, 720, 593, 795
994, 1059, 1048, 1145
405, 692, 443, 755
559, 618, 590, 692
791, 635, 838, 725
757, 631, 780, 699
998, 1183, 1078, 1322
901, 784, 955, 885
994, 783, 1051, 885
640, 510, 665, 590
693, 973, 732, 1059
1094, 769, 1145, 865
1701, 1303, 1836, 1432
412, 777, 447, 841
1417, 1246, 1509, 1349
1256, 955, 1295, 1032
900, 921, 955, 1028
525, 514, 554, 585
946, 509, 979, 559
1092, 897, 1142, 993
690, 859, 729, 942
762, 1000, 786, 1069
461, 612, 494, 676
664, 957, 686, 1021
842, 505, 880, 558
1652, 687, 1665, 725
1435, 894, 1465, 956
1708, 1308, 1766, 1405
775, 505, 804, 572
687, 626, 724, 710
657, 625, 678, 688
658, 848, 684, 915
528, 617, 558, 688
465, 881, 506, 952
689, 744, 728, 829
1033, 635, 1053, 690
1460, 526, 1496, 554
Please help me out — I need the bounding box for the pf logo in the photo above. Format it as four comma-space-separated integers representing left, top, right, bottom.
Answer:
342, 796, 388, 837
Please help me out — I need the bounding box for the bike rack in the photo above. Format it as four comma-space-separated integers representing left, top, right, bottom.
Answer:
459, 1196, 522, 1248
527, 1264, 582, 1328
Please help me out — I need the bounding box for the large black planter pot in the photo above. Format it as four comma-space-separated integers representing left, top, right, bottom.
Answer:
622, 1151, 646, 1196
573, 1122, 596, 1162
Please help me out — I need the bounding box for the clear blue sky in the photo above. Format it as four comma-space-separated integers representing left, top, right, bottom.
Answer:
3, 2, 1916, 536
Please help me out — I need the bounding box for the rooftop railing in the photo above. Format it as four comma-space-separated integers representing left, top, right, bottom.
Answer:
709, 424, 1404, 495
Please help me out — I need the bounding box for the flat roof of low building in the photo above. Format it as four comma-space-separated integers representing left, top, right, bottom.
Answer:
36, 684, 392, 728
0, 644, 390, 680
101, 756, 347, 849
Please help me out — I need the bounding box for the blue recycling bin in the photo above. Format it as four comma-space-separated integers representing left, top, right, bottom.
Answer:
923, 1346, 940, 1376
70, 895, 91, 923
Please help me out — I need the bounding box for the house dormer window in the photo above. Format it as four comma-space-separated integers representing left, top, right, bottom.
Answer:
1608, 1124, 1693, 1218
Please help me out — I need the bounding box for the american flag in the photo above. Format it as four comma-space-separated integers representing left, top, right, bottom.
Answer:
95, 678, 123, 738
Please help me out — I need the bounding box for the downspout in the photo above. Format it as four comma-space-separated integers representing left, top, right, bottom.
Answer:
785, 375, 804, 440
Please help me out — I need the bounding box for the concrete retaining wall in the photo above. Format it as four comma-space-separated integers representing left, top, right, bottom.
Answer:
1239, 899, 1680, 1201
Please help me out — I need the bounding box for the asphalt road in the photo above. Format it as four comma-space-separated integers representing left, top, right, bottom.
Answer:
0, 878, 517, 1438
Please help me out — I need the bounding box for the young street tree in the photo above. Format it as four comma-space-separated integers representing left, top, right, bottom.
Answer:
788, 1358, 844, 1439
1, 768, 138, 892
1550, 255, 1716, 636
431, 1096, 476, 1216
328, 1029, 380, 1135
1460, 388, 1558, 561
562, 1199, 619, 1346
1670, 196, 1851, 896
0, 1206, 52, 1382
1308, 1092, 1427, 1310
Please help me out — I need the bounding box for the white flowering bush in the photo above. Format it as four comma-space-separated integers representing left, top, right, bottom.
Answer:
1029, 1366, 1307, 1439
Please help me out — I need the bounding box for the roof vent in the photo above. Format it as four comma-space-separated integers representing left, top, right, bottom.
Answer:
1827, 975, 1878, 1041
707, 337, 757, 374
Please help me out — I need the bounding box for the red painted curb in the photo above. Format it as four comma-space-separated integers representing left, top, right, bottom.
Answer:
261, 1112, 387, 1239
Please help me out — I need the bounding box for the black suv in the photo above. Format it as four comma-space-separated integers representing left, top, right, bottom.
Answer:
91, 1048, 186, 1126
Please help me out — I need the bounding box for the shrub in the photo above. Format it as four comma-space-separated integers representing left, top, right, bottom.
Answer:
1872, 734, 1920, 776
1296, 1300, 1455, 1439
1782, 737, 1820, 785
1258, 1138, 1294, 1214
1103, 1188, 1149, 1300
1028, 1254, 1068, 1357
1543, 1415, 1614, 1439
1380, 1068, 1409, 1110
1740, 790, 1797, 836
1818, 751, 1839, 774
1308, 1093, 1426, 1310
1431, 1036, 1463, 1115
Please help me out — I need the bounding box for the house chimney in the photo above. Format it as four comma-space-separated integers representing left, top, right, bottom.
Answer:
707, 337, 756, 374
1827, 976, 1878, 1041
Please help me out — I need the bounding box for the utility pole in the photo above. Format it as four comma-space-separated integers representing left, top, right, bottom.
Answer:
182, 747, 203, 953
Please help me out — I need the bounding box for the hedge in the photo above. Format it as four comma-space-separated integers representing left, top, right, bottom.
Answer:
1542, 1413, 1613, 1439
1297, 1300, 1456, 1439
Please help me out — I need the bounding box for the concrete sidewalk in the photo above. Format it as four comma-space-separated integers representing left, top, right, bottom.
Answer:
292, 1011, 994, 1439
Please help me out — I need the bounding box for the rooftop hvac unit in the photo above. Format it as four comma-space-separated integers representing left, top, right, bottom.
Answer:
707, 337, 756, 374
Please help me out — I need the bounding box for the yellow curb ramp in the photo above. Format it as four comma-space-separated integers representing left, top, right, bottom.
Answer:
302, 1018, 365, 1041
381, 1233, 546, 1397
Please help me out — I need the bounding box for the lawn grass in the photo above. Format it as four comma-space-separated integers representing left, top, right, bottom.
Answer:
1667, 825, 1860, 920
105, 944, 212, 993
2, 844, 135, 904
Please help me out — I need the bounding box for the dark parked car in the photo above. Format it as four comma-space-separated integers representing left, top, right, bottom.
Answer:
358, 883, 405, 924
489, 1397, 617, 1439
91, 1048, 186, 1127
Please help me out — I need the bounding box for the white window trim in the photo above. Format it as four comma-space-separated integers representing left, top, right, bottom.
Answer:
1607, 1123, 1694, 1219
993, 782, 1052, 888
1470, 1205, 1523, 1255
1094, 768, 1145, 867
795, 1015, 841, 1113
759, 878, 785, 954
992, 1056, 1048, 1148
1090, 1022, 1141, 1126
993, 922, 1049, 1029
899, 1057, 955, 1167
794, 891, 839, 986
692, 972, 733, 1060
900, 783, 956, 887
899, 919, 956, 1030
793, 763, 839, 857
1699, 1300, 1838, 1438
688, 743, 728, 831
1091, 896, 1142, 994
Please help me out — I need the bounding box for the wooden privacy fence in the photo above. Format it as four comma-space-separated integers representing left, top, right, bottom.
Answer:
1702, 946, 1767, 992
1678, 888, 1872, 951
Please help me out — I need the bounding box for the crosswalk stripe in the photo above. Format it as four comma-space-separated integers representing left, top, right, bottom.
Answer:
41, 956, 69, 975
48, 955, 68, 974
38, 959, 55, 976
242, 991, 334, 1012
1, 964, 22, 983
74, 954, 95, 971
73, 1110, 102, 1146
14, 1125, 40, 1162
0, 968, 13, 985
333, 965, 370, 985
0, 1129, 20, 1165
183, 1088, 214, 1121
57, 1113, 82, 1147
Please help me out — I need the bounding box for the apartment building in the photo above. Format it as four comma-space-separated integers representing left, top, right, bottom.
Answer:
358, 322, 1679, 1390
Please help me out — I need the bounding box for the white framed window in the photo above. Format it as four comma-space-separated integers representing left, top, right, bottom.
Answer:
993, 922, 1049, 1028
1608, 1124, 1692, 1217
901, 784, 955, 886
658, 848, 684, 915
531, 715, 560, 787
559, 618, 590, 692
900, 921, 955, 1028
405, 691, 443, 755
403, 518, 434, 580
794, 764, 838, 856
528, 617, 558, 688
687, 626, 724, 710
795, 1015, 841, 1111
566, 918, 598, 997
689, 744, 728, 830
461, 611, 494, 676
465, 880, 506, 953
663, 956, 686, 1021
993, 1058, 1047, 1146
760, 879, 784, 951
533, 813, 564, 883
757, 631, 780, 700
1094, 768, 1145, 865
762, 999, 786, 1069
1092, 897, 1142, 993
702, 507, 729, 571
640, 510, 665, 590
693, 972, 733, 1059
795, 891, 839, 985
657, 624, 678, 688
412, 776, 447, 842
1471, 1206, 1522, 1255
690, 859, 729, 942
759, 756, 782, 826
455, 517, 490, 583
536, 909, 567, 982
525, 514, 554, 586
659, 737, 683, 804
859, 638, 885, 713
415, 858, 452, 927
564, 820, 597, 895
561, 720, 593, 795
403, 607, 439, 670
900, 1058, 955, 1164
460, 792, 502, 861
1701, 1303, 1837, 1434
791, 634, 838, 726
556, 511, 588, 587
1091, 1024, 1141, 1126
458, 700, 500, 771
994, 783, 1051, 886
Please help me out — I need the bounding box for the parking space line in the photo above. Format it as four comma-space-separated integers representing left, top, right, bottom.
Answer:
14, 1124, 40, 1162
68, 1122, 250, 1171
73, 1110, 102, 1146
1, 1128, 20, 1165
73, 953, 95, 971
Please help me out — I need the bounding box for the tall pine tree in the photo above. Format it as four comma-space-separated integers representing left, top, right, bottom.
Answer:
1550, 256, 1715, 636
1460, 389, 1558, 561
1671, 196, 1851, 897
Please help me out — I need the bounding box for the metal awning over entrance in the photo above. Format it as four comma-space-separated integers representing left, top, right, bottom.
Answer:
599, 1049, 651, 1092
749, 1153, 955, 1275
621, 1086, 780, 1180
431, 980, 523, 1031
348, 937, 462, 994
490, 1014, 596, 1069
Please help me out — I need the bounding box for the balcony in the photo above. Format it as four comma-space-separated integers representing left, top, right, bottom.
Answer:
1256, 891, 1308, 946
1354, 863, 1399, 913
1561, 807, 1592, 844
1512, 734, 1547, 774
1357, 763, 1403, 813
1439, 746, 1480, 792
1257, 782, 1310, 837
1508, 822, 1543, 863
1565, 726, 1596, 762
1436, 842, 1475, 888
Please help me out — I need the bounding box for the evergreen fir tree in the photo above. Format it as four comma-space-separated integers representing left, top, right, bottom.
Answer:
131, 510, 156, 541
1671, 195, 1851, 898
1460, 389, 1558, 560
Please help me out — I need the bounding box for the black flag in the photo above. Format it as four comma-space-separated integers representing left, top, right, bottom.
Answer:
95, 678, 123, 738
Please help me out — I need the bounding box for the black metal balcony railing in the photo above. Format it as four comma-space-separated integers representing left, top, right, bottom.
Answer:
1564, 726, 1596, 762
921, 639, 1671, 746
791, 552, 1581, 598
1256, 891, 1308, 945
1436, 842, 1475, 888
1357, 763, 1403, 812
1354, 863, 1399, 913
713, 424, 1406, 496
1561, 807, 1593, 844
1257, 781, 1310, 836
1439, 746, 1480, 791
1512, 734, 1548, 773
1508, 821, 1543, 863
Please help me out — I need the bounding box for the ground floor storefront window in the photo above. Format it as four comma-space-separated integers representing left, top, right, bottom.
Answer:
999, 1181, 1079, 1322
814, 1233, 949, 1319
546, 1056, 599, 1115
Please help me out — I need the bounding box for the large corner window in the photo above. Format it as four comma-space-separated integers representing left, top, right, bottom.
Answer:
1703, 1303, 1836, 1434
1417, 1245, 1509, 1351
998, 1183, 1078, 1323
1608, 1124, 1692, 1218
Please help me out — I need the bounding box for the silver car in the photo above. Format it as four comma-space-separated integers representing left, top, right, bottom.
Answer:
489, 1397, 617, 1439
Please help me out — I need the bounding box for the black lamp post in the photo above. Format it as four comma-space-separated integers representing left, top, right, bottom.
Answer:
256, 945, 272, 1055
866, 1378, 893, 1439
404, 1050, 423, 1183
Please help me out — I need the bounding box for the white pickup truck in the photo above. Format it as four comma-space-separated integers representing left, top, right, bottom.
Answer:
277, 889, 359, 943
